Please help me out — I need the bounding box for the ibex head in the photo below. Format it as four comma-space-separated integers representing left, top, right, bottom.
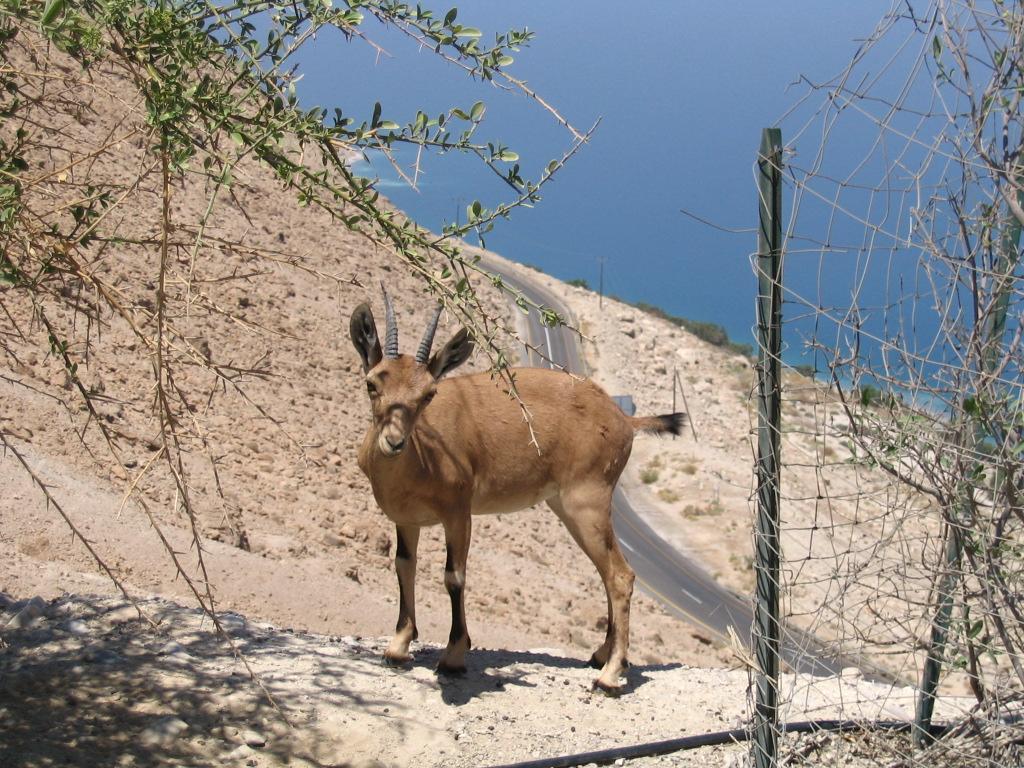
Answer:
349, 287, 474, 458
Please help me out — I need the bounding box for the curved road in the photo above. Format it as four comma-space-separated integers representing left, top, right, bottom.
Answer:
487, 261, 853, 679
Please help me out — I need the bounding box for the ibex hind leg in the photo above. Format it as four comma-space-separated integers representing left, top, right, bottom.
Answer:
548, 490, 634, 694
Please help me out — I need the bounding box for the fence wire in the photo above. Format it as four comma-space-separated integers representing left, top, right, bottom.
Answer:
754, 2, 1024, 766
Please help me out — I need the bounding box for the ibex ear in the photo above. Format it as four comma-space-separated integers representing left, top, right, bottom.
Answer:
428, 328, 474, 379
350, 303, 383, 373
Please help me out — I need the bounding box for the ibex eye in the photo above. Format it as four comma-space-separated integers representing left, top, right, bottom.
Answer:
366, 382, 378, 397
423, 391, 436, 405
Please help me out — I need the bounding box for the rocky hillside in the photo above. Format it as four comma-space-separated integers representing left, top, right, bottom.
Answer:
0, 19, 957, 768
0, 23, 729, 676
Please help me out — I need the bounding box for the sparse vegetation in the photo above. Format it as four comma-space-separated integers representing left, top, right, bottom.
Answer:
793, 363, 816, 378
682, 499, 724, 519
630, 301, 754, 357
566, 278, 590, 289
640, 468, 660, 484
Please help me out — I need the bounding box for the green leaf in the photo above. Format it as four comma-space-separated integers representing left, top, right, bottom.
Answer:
443, 7, 457, 26
469, 101, 485, 121
456, 27, 482, 38
496, 55, 514, 67
40, 0, 65, 28
495, 150, 519, 162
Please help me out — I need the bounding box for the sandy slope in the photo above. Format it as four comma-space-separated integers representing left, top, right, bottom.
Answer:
1, 23, 728, 679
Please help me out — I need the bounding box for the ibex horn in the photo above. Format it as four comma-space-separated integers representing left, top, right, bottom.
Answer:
381, 283, 399, 359
416, 303, 444, 364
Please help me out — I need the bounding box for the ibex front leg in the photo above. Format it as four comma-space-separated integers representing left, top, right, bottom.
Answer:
438, 513, 472, 674
384, 524, 420, 665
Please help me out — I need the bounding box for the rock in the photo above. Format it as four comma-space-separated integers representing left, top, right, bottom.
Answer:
622, 327, 636, 339
65, 619, 89, 636
6, 596, 47, 629
225, 744, 254, 761
84, 648, 123, 666
374, 531, 391, 556
219, 613, 248, 632
158, 638, 187, 659
731, 355, 751, 369
139, 716, 189, 746
102, 604, 139, 626
158, 641, 191, 663
241, 729, 266, 748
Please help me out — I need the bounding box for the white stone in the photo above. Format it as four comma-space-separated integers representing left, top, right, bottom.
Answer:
159, 640, 188, 656
139, 716, 189, 746
65, 619, 89, 635
6, 596, 47, 629
224, 744, 254, 761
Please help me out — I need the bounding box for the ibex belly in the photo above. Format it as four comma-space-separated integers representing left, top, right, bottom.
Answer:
471, 479, 559, 515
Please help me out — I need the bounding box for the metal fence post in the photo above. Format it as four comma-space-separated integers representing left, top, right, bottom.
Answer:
753, 127, 784, 768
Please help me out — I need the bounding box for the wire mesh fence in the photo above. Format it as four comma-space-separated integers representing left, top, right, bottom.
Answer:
751, 1, 1024, 765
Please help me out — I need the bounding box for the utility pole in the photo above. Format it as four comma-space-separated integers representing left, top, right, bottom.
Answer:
597, 256, 607, 308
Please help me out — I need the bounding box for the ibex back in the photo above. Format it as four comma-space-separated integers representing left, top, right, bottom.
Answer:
350, 290, 685, 692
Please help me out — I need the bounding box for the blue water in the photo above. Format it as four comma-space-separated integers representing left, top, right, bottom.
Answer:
292, 2, 896, 357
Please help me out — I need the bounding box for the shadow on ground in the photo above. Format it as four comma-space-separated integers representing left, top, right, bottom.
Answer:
0, 593, 397, 768
395, 644, 684, 706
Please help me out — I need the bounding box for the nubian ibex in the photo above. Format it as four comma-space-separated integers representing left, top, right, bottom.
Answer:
349, 289, 685, 692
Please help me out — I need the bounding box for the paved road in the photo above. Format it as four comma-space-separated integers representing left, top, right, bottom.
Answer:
487, 261, 858, 679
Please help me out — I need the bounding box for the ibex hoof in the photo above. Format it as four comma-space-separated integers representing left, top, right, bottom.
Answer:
589, 653, 628, 670
592, 677, 626, 697
382, 652, 413, 667
436, 661, 467, 677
